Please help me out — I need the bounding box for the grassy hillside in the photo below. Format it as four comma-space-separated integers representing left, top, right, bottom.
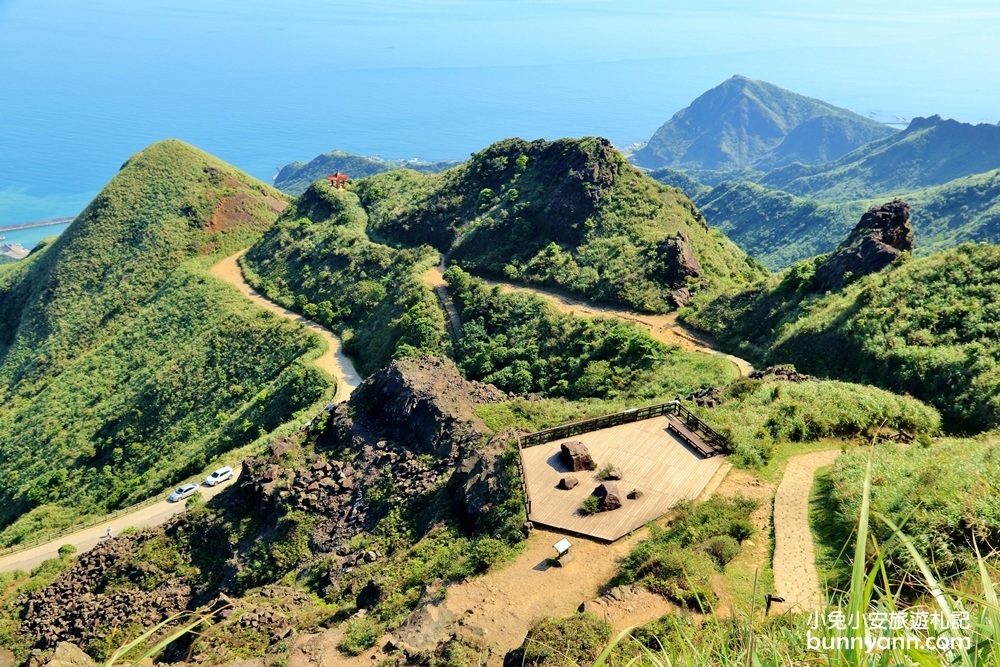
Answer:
274, 150, 462, 196
360, 137, 765, 313
240, 182, 450, 375
829, 434, 1000, 585
631, 75, 894, 171
0, 140, 334, 543
688, 243, 1000, 432
443, 266, 739, 400
760, 115, 1000, 201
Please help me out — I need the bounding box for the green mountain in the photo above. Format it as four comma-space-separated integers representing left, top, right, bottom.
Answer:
688, 238, 1000, 432
0, 140, 334, 543
630, 75, 895, 171
760, 115, 1000, 201
240, 183, 450, 376
274, 150, 462, 196
359, 136, 765, 312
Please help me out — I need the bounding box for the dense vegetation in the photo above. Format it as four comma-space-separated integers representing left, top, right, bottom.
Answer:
274, 149, 461, 196
689, 244, 1000, 432
0, 141, 334, 543
829, 434, 1000, 587
360, 137, 765, 312
241, 182, 449, 375
445, 266, 739, 399
760, 115, 1000, 202
657, 168, 1000, 270
689, 181, 867, 270
611, 495, 759, 610
631, 75, 894, 171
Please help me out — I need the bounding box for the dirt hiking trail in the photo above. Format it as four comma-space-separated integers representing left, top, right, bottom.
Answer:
421, 262, 753, 376
287, 464, 734, 667
211, 251, 361, 403
772, 450, 840, 612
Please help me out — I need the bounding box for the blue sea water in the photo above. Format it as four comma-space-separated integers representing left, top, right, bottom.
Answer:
1, 0, 998, 229
0, 223, 71, 251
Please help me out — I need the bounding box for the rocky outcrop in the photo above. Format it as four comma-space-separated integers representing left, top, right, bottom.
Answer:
16, 356, 520, 660
656, 231, 702, 288
749, 366, 819, 383
17, 532, 192, 651
345, 356, 506, 460
448, 431, 522, 534
813, 200, 913, 292
689, 386, 722, 408
560, 441, 595, 472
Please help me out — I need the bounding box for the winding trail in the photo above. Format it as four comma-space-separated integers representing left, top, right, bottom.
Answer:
772, 450, 840, 612
0, 252, 363, 574
210, 251, 361, 403
420, 262, 753, 376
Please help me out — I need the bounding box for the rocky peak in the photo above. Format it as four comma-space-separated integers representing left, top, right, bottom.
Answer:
656, 230, 703, 289
345, 355, 506, 460
813, 200, 913, 292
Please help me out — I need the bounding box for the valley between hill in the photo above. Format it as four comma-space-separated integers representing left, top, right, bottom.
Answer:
421, 261, 754, 376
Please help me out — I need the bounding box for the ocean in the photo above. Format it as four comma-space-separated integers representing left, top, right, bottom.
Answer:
1, 0, 998, 234
0, 223, 71, 251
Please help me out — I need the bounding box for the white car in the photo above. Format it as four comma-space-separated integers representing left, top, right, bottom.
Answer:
204, 466, 234, 487
168, 483, 200, 503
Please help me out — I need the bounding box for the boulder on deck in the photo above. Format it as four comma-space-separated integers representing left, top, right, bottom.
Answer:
594, 482, 622, 512
561, 441, 596, 472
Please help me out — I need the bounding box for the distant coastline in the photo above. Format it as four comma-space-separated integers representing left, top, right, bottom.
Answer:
0, 217, 76, 233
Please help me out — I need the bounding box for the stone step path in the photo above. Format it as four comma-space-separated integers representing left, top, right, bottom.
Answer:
772, 450, 840, 612
421, 261, 463, 341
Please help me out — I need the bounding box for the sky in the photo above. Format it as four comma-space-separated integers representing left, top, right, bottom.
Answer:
0, 0, 997, 225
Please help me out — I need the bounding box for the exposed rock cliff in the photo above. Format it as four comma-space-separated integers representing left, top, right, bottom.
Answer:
813, 200, 914, 292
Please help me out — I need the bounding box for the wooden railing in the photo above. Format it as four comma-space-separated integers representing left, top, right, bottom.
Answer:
518, 401, 728, 454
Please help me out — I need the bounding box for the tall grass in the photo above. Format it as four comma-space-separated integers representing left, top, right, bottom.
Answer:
589, 458, 1000, 666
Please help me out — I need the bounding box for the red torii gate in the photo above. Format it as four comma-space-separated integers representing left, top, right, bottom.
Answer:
327, 171, 349, 189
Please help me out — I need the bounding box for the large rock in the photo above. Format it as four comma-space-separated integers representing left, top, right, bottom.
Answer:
45, 643, 95, 667
813, 200, 913, 292
447, 433, 517, 533
656, 231, 702, 288
594, 482, 622, 512
560, 441, 595, 472
558, 476, 579, 490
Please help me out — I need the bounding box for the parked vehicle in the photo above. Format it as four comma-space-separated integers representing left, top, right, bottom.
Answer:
203, 466, 234, 487
168, 483, 200, 503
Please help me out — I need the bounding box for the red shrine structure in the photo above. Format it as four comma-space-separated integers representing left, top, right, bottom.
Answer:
327, 172, 349, 189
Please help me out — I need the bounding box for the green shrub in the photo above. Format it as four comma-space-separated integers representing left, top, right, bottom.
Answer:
57, 544, 77, 558
338, 616, 386, 655
185, 491, 204, 508
612, 496, 758, 609
597, 463, 621, 480
703, 535, 741, 567
241, 184, 449, 376
689, 243, 1000, 433
580, 496, 600, 515
521, 612, 612, 667
694, 377, 940, 467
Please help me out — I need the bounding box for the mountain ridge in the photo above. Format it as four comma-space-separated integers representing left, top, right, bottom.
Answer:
631, 75, 895, 171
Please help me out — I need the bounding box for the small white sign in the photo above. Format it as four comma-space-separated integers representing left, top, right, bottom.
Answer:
553, 538, 572, 555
